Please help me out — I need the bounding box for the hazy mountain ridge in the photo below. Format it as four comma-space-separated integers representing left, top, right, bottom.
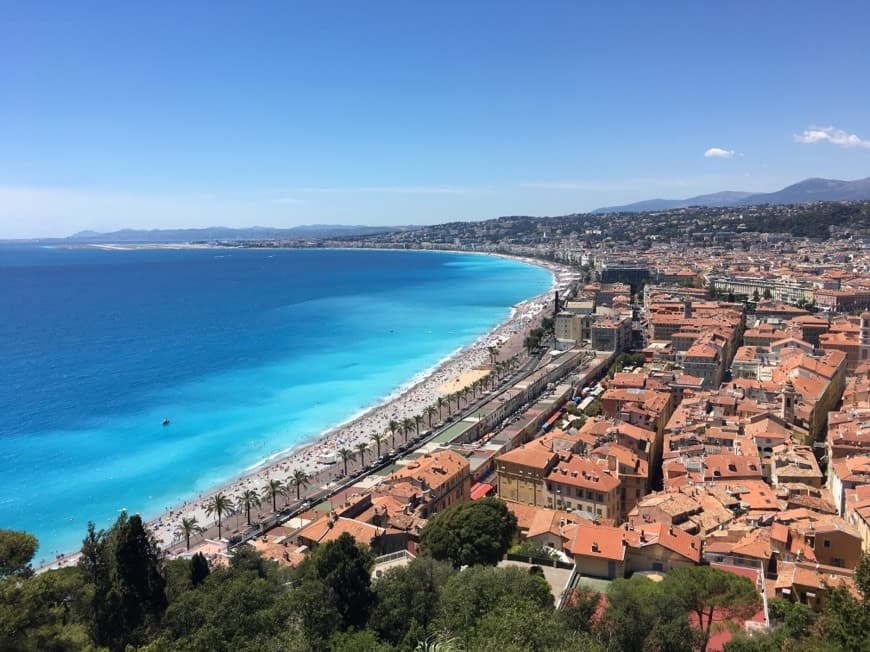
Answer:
64, 224, 415, 243
593, 176, 870, 213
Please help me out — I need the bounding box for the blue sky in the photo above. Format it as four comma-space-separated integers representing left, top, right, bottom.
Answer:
2, 1, 869, 238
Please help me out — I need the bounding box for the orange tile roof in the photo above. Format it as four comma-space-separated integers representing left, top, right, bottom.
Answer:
546, 455, 621, 492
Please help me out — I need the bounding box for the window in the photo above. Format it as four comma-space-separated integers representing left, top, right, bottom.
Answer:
652, 562, 664, 572
823, 539, 831, 548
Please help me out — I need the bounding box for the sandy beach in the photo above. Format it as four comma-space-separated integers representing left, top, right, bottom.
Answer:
42, 253, 576, 568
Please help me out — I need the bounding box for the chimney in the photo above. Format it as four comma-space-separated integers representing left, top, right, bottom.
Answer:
780, 380, 796, 423
591, 542, 599, 553
683, 300, 693, 319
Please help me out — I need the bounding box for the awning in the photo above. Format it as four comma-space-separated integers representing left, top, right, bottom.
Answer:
470, 482, 494, 500
541, 412, 562, 430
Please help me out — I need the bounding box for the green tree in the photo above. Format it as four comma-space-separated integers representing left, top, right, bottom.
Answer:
291, 469, 311, 502
584, 398, 602, 417
369, 557, 455, 647
414, 413, 424, 436
426, 405, 438, 428
487, 345, 499, 366
174, 516, 203, 551
402, 417, 415, 443
326, 628, 388, 651
0, 564, 91, 651
238, 490, 261, 526
338, 447, 354, 476
261, 479, 285, 513
78, 512, 168, 651
388, 419, 400, 449
190, 552, 210, 587
0, 528, 38, 579
371, 431, 385, 458
293, 532, 375, 644
159, 549, 294, 652
725, 598, 819, 651
597, 575, 697, 652
419, 498, 518, 568
558, 588, 601, 635
470, 598, 600, 652
112, 513, 168, 641
663, 565, 760, 651
356, 442, 369, 466
206, 493, 235, 540
436, 565, 554, 648
524, 334, 538, 353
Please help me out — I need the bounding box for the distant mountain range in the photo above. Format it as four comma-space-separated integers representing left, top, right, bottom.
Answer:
592, 176, 870, 213
63, 224, 415, 243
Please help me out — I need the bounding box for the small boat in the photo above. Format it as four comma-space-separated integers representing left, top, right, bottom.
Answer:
162, 418, 170, 426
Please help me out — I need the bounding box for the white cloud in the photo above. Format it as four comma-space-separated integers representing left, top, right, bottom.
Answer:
794, 125, 870, 149
704, 147, 735, 159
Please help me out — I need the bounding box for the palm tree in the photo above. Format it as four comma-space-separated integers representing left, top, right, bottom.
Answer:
338, 447, 354, 476
356, 442, 369, 465
238, 489, 261, 526
487, 345, 499, 366
402, 417, 414, 443
174, 516, 202, 551
388, 419, 400, 449
262, 478, 285, 513
205, 493, 234, 540
436, 396, 445, 420
414, 413, 424, 436
291, 469, 310, 502
372, 431, 385, 458
461, 386, 471, 406
426, 405, 437, 427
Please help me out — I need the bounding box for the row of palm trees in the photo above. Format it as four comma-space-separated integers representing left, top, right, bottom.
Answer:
437, 358, 522, 418
173, 355, 525, 551
174, 469, 312, 549
350, 356, 525, 475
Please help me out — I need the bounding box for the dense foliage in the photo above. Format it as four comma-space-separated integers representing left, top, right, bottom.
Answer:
4, 515, 869, 651
725, 554, 870, 651
419, 498, 518, 568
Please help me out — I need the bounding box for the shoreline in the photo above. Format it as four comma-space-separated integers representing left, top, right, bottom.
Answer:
40, 249, 576, 569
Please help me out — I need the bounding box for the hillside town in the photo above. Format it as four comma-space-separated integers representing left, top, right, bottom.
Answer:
140, 209, 870, 649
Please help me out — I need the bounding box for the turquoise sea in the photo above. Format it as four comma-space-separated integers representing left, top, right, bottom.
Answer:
0, 246, 551, 560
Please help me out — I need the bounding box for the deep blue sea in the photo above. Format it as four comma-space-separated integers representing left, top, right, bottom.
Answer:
0, 245, 551, 560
